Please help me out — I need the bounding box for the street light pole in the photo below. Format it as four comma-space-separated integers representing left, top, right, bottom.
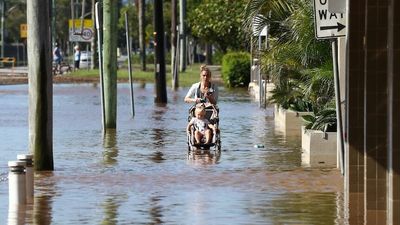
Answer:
1, 0, 5, 57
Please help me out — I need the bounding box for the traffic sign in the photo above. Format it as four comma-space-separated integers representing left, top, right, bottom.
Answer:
68, 19, 94, 42
20, 24, 27, 38
313, 0, 346, 39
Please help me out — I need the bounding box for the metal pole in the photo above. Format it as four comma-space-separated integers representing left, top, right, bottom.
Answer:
172, 25, 179, 90
138, 0, 146, 71
1, 0, 5, 57
174, 25, 180, 87
179, 0, 186, 72
95, 2, 106, 134
258, 34, 262, 108
125, 12, 135, 117
332, 39, 345, 175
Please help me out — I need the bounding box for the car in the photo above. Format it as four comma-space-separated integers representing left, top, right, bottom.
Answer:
80, 51, 91, 62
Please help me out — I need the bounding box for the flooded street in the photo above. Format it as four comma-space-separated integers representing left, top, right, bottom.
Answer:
0, 83, 344, 224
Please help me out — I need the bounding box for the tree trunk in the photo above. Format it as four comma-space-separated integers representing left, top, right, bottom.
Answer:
27, 0, 53, 170
206, 43, 212, 65
103, 0, 118, 129
154, 0, 167, 103
138, 0, 146, 71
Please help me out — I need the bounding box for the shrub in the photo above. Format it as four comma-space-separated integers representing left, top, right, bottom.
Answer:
302, 108, 337, 132
221, 52, 250, 87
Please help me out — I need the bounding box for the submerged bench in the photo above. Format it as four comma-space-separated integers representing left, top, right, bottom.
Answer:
0, 57, 16, 67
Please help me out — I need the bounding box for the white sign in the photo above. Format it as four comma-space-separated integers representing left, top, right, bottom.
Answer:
69, 28, 94, 42
68, 19, 94, 42
314, 0, 346, 39
328, 0, 345, 13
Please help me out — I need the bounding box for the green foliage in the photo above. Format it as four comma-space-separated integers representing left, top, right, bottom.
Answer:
212, 50, 224, 65
269, 80, 313, 112
302, 108, 337, 132
188, 0, 248, 52
301, 62, 334, 111
69, 63, 204, 87
221, 52, 251, 87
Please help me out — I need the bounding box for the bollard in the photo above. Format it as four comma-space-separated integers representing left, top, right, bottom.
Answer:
8, 161, 26, 205
17, 154, 34, 204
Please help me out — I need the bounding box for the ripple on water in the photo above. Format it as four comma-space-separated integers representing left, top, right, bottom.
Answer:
0, 84, 343, 224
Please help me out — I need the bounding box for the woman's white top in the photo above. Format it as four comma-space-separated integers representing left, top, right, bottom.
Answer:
185, 82, 218, 104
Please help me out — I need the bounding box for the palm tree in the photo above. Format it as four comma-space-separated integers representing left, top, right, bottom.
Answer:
244, 0, 333, 110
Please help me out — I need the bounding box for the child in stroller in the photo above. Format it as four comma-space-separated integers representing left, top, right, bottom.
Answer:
187, 104, 221, 151
187, 105, 215, 144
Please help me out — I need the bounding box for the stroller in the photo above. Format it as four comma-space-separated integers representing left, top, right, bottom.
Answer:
187, 104, 221, 151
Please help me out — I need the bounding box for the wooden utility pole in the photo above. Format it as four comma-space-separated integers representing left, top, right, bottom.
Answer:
154, 0, 167, 103
27, 0, 53, 170
138, 0, 146, 71
103, 0, 118, 128
179, 0, 186, 72
171, 0, 178, 89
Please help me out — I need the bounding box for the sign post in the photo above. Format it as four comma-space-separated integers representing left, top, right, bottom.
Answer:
314, 0, 346, 175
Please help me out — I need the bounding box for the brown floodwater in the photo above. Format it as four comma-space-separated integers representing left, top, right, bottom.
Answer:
0, 83, 345, 224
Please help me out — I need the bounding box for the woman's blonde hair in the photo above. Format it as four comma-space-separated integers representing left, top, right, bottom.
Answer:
200, 64, 211, 77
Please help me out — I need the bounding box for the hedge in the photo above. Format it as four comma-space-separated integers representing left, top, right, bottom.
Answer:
221, 52, 250, 87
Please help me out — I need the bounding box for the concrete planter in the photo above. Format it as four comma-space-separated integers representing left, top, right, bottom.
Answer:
248, 82, 275, 101
274, 105, 312, 136
301, 126, 337, 167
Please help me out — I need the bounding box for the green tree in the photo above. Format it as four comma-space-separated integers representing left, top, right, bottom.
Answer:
4, 0, 26, 43
188, 0, 248, 52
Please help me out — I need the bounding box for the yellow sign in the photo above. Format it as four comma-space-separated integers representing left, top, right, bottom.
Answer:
20, 24, 27, 38
68, 19, 94, 28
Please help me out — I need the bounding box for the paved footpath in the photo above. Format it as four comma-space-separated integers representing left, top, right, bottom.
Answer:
0, 66, 27, 76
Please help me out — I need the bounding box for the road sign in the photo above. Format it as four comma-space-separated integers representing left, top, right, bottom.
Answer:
313, 0, 346, 39
20, 24, 27, 38
68, 19, 94, 42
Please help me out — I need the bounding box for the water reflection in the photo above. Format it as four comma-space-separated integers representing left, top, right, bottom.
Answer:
103, 130, 118, 165
148, 195, 164, 224
187, 150, 221, 166
150, 151, 165, 163
0, 84, 343, 224
7, 204, 26, 225
32, 172, 56, 225
151, 128, 166, 149
101, 194, 126, 225
247, 192, 340, 225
